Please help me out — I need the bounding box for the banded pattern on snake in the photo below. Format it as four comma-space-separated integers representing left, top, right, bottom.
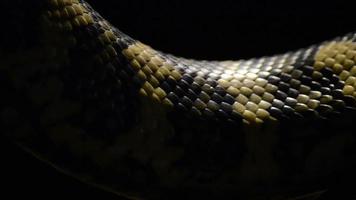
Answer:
45, 0, 356, 124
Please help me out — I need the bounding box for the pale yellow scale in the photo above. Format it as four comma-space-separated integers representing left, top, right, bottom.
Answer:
314, 41, 356, 97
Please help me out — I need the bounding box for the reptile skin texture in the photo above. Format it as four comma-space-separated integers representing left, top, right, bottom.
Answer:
1, 0, 356, 199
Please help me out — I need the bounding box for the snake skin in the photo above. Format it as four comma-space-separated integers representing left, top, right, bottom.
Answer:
44, 0, 356, 124
2, 0, 356, 199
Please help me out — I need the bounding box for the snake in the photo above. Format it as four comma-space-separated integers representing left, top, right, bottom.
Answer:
1, 0, 356, 199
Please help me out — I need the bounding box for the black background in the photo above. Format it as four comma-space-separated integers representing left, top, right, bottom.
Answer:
1, 0, 356, 199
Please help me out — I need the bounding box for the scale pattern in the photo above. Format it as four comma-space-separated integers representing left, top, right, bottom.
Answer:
45, 0, 356, 125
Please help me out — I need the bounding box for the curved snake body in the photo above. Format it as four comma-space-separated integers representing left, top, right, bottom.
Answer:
44, 0, 356, 123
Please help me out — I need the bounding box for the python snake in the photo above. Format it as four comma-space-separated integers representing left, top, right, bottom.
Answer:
2, 0, 356, 199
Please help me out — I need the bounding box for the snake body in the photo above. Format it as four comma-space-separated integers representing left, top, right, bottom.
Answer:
2, 0, 356, 199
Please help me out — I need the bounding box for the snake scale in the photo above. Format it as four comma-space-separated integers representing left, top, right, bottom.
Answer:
1, 0, 356, 199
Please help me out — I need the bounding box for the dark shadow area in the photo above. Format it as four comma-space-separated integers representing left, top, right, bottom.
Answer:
1, 0, 356, 199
